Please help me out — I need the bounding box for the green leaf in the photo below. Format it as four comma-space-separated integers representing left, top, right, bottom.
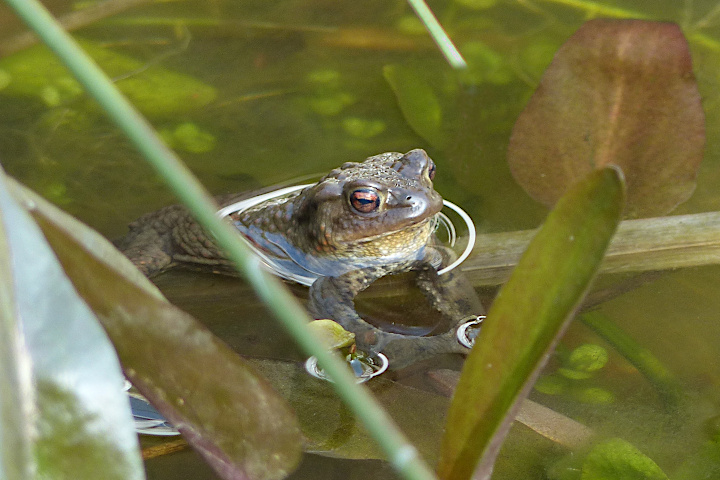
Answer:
0, 169, 144, 480
582, 438, 668, 480
0, 39, 217, 118
508, 19, 704, 218
437, 167, 625, 480
8, 179, 303, 480
383, 64, 444, 148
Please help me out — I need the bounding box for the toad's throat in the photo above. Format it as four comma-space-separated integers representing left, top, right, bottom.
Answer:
338, 215, 439, 248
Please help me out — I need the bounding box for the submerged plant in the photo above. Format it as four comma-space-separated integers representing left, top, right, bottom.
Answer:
0, 3, 718, 480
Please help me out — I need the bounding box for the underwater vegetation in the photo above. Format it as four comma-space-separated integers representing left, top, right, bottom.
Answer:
1, 1, 720, 480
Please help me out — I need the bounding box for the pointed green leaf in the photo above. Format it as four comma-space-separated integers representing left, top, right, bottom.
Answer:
437, 167, 625, 480
0, 169, 144, 480
384, 64, 445, 148
508, 20, 704, 218
8, 179, 302, 480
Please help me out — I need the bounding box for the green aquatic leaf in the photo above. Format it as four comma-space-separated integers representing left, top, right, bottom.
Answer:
508, 19, 704, 218
571, 387, 615, 405
0, 39, 216, 118
437, 167, 625, 480
557, 344, 609, 380
0, 169, 144, 480
161, 122, 217, 153
341, 117, 387, 139
383, 64, 444, 148
8, 179, 302, 480
582, 438, 668, 480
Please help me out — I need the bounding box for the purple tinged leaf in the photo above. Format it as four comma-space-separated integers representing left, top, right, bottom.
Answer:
436, 167, 625, 480
508, 19, 704, 218
8, 180, 302, 480
0, 170, 144, 480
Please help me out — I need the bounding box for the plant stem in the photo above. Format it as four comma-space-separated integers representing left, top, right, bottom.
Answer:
464, 212, 720, 286
406, 0, 466, 69
1, 1, 438, 479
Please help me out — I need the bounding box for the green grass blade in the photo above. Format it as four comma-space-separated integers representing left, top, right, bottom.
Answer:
1, 1, 437, 479
406, 0, 466, 69
437, 167, 625, 480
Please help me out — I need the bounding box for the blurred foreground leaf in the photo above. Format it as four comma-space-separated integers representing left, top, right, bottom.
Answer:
0, 168, 144, 480
437, 168, 625, 480
384, 64, 444, 148
508, 19, 704, 218
8, 179, 302, 480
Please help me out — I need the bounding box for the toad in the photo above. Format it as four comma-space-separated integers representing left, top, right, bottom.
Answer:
117, 149, 484, 368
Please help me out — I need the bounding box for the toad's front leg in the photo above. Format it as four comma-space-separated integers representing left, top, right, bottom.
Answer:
308, 264, 472, 368
308, 266, 392, 351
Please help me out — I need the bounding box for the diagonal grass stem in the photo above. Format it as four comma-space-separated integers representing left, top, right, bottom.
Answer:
2, 1, 438, 479
406, 0, 466, 69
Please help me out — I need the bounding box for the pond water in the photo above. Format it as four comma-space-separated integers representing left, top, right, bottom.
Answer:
2, 0, 720, 478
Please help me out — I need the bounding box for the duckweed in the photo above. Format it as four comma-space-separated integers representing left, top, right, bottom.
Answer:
308, 92, 355, 116
564, 343, 608, 373
341, 117, 386, 138
572, 387, 615, 405
582, 438, 668, 480
160, 122, 216, 154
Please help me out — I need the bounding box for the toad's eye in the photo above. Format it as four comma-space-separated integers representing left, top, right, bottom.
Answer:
428, 161, 436, 181
349, 188, 381, 213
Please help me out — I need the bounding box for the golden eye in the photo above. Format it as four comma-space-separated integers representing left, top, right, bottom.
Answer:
428, 161, 436, 181
349, 188, 381, 213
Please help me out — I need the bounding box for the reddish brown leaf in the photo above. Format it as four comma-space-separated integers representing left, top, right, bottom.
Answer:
508, 19, 705, 218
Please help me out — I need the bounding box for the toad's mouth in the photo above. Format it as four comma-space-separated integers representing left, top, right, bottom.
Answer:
349, 214, 440, 244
